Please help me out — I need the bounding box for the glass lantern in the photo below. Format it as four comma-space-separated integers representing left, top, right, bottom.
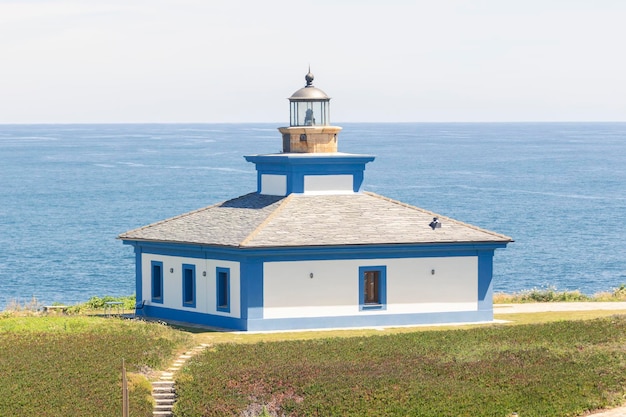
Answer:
288, 71, 331, 127
290, 99, 329, 127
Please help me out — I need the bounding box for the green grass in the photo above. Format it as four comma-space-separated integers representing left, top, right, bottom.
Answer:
0, 316, 191, 417
175, 316, 626, 417
2, 294, 626, 416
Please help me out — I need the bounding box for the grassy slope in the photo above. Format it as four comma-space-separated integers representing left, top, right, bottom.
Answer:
0, 317, 191, 417
1, 309, 625, 417
176, 315, 626, 417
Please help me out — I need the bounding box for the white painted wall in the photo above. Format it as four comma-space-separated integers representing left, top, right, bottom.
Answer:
260, 174, 287, 196
263, 257, 478, 319
141, 254, 241, 318
304, 174, 353, 194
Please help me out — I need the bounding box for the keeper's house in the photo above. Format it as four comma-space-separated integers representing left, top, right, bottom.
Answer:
119, 71, 512, 331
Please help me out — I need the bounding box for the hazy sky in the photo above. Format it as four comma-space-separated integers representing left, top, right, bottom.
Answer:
1, 0, 625, 123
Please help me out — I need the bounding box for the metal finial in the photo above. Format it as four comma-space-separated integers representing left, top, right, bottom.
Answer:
305, 66, 314, 87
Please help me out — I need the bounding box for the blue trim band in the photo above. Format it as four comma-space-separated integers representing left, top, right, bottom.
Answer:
182, 263, 196, 308
144, 305, 247, 331
150, 260, 163, 304
216, 267, 230, 313
477, 251, 494, 317
122, 240, 508, 262
241, 261, 263, 319
244, 153, 375, 195
134, 245, 143, 307
359, 266, 387, 310
143, 305, 492, 332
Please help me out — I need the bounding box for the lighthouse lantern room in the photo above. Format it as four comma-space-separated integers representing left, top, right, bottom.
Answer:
279, 69, 342, 153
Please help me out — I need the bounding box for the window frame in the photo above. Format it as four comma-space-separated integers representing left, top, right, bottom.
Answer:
151, 260, 164, 304
358, 265, 387, 311
182, 264, 196, 308
216, 267, 230, 313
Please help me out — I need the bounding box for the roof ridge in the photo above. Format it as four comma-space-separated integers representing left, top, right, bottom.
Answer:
118, 193, 256, 239
363, 191, 513, 242
240, 193, 295, 246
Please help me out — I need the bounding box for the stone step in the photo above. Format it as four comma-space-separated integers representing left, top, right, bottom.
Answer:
152, 383, 175, 389
153, 392, 175, 399
153, 397, 175, 404
153, 412, 172, 417
155, 398, 175, 405
153, 387, 174, 393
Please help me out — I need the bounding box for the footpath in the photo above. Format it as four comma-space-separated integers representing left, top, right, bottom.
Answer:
494, 301, 626, 314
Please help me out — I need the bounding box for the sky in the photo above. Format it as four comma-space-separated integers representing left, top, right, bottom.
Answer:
1, 0, 625, 124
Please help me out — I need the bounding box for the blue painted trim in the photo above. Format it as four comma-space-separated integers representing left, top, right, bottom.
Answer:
216, 267, 230, 313
123, 240, 508, 263
182, 264, 196, 308
477, 251, 495, 317
244, 153, 375, 195
241, 261, 263, 319
150, 260, 163, 304
359, 266, 387, 311
134, 246, 143, 308
144, 304, 247, 331
143, 305, 491, 332
245, 153, 375, 167
245, 310, 494, 332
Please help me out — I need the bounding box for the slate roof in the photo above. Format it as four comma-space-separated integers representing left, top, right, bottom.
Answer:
118, 191, 512, 248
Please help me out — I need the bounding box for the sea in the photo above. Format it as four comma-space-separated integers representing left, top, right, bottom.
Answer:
1, 123, 625, 309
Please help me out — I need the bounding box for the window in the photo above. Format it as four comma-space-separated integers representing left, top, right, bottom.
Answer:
359, 266, 386, 310
182, 264, 196, 308
151, 261, 163, 303
216, 267, 230, 312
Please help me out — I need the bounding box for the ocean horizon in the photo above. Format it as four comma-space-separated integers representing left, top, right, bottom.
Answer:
1, 122, 625, 309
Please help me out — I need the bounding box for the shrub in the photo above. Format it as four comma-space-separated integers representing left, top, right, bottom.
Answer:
595, 284, 626, 302
495, 284, 626, 304
2, 297, 42, 316
82, 295, 137, 310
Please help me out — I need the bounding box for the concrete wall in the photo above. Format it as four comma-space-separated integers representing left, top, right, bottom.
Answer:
141, 254, 241, 318
260, 174, 287, 196
263, 257, 478, 319
303, 174, 354, 194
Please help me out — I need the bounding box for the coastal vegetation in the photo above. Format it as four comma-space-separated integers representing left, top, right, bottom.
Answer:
176, 316, 626, 416
1, 293, 625, 416
0, 316, 191, 417
493, 284, 626, 303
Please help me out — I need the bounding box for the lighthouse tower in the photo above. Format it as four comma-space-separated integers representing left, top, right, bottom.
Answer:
279, 69, 341, 153
245, 70, 374, 196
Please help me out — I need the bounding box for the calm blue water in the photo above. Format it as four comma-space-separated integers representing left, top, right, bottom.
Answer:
1, 123, 625, 309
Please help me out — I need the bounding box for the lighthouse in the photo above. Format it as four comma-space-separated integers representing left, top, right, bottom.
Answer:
119, 70, 511, 332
